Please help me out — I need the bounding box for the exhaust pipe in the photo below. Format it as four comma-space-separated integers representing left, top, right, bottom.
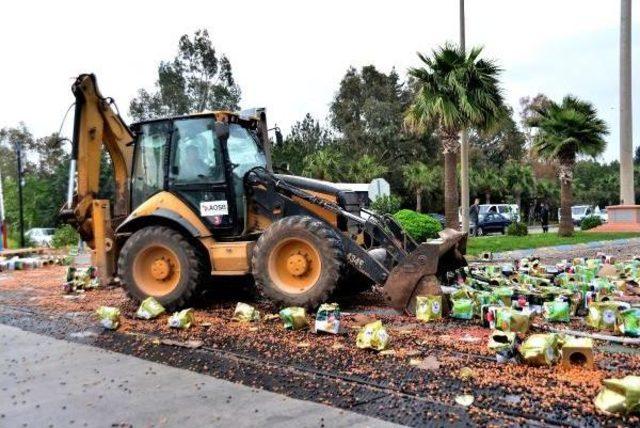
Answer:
65, 84, 84, 210
66, 159, 76, 209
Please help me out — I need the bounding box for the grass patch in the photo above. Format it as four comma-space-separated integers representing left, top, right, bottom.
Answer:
466, 232, 640, 256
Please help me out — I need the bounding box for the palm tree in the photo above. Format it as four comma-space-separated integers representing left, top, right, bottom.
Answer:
528, 96, 608, 236
346, 154, 388, 183
471, 168, 505, 204
302, 148, 342, 181
403, 162, 441, 211
406, 44, 506, 229
535, 178, 559, 204
504, 161, 535, 210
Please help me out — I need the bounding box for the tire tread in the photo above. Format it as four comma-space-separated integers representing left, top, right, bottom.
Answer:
251, 215, 344, 308
117, 225, 204, 311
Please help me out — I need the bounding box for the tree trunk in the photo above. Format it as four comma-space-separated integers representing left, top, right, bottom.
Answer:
444, 149, 459, 229
484, 192, 491, 204
559, 177, 574, 237
557, 160, 575, 236
416, 190, 422, 212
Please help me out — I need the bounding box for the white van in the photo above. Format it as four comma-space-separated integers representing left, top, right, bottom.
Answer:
558, 205, 594, 225
25, 228, 55, 247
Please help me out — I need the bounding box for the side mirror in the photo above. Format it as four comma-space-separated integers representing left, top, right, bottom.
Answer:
215, 122, 229, 141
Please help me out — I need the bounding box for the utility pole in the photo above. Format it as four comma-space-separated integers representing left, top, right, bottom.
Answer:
619, 0, 634, 205
14, 141, 25, 248
459, 0, 470, 233
0, 166, 5, 250
460, 0, 465, 51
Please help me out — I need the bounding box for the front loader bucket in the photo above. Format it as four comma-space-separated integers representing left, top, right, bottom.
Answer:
383, 228, 467, 314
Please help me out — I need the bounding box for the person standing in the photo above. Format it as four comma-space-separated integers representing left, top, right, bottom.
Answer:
540, 202, 550, 233
469, 198, 480, 236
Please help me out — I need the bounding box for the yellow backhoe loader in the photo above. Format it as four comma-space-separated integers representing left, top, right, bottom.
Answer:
61, 74, 467, 314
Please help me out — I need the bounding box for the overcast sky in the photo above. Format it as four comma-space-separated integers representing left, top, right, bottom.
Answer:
0, 0, 638, 161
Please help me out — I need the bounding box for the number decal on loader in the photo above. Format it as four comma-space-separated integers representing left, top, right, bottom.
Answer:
200, 200, 229, 217
347, 253, 365, 270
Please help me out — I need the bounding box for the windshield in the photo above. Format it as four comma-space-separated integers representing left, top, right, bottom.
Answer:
227, 124, 266, 175
227, 123, 267, 227
572, 206, 588, 215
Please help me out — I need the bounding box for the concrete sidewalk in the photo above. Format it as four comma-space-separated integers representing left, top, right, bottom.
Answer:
0, 324, 399, 428
491, 237, 640, 261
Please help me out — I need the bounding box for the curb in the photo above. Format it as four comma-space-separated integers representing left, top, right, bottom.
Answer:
489, 237, 640, 261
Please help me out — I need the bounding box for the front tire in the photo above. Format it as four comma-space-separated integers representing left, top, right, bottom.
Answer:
118, 226, 204, 311
252, 216, 344, 308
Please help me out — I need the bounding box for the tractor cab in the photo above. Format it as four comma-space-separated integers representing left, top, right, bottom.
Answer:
130, 112, 268, 237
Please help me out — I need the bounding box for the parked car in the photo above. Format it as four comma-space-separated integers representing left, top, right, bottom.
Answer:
427, 213, 446, 228
25, 228, 55, 247
558, 205, 594, 226
595, 206, 608, 223
472, 212, 512, 236
459, 204, 520, 223
479, 204, 520, 222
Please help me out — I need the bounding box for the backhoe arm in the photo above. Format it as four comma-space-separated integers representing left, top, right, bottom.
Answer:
61, 74, 134, 248
60, 74, 134, 285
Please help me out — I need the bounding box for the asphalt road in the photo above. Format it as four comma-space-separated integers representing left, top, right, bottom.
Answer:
527, 225, 559, 234
0, 324, 398, 428
473, 225, 559, 236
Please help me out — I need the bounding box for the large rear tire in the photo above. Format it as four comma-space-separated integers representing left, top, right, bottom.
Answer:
252, 216, 344, 308
118, 226, 204, 311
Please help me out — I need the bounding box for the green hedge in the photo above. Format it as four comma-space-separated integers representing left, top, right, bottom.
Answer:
507, 222, 528, 236
370, 195, 401, 215
51, 225, 80, 249
393, 209, 442, 242
580, 215, 603, 230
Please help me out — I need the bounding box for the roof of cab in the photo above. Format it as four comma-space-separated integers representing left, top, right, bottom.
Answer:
131, 110, 260, 128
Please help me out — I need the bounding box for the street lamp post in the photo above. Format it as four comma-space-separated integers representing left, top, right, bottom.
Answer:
14, 141, 25, 248
0, 167, 5, 250
459, 0, 470, 233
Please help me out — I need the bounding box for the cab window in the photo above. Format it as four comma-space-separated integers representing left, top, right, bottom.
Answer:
132, 121, 171, 208
227, 124, 266, 226
170, 118, 224, 184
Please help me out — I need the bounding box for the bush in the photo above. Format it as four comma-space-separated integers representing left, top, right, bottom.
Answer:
370, 195, 401, 215
8, 229, 34, 248
51, 225, 80, 249
393, 209, 442, 242
580, 215, 603, 230
507, 222, 528, 236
